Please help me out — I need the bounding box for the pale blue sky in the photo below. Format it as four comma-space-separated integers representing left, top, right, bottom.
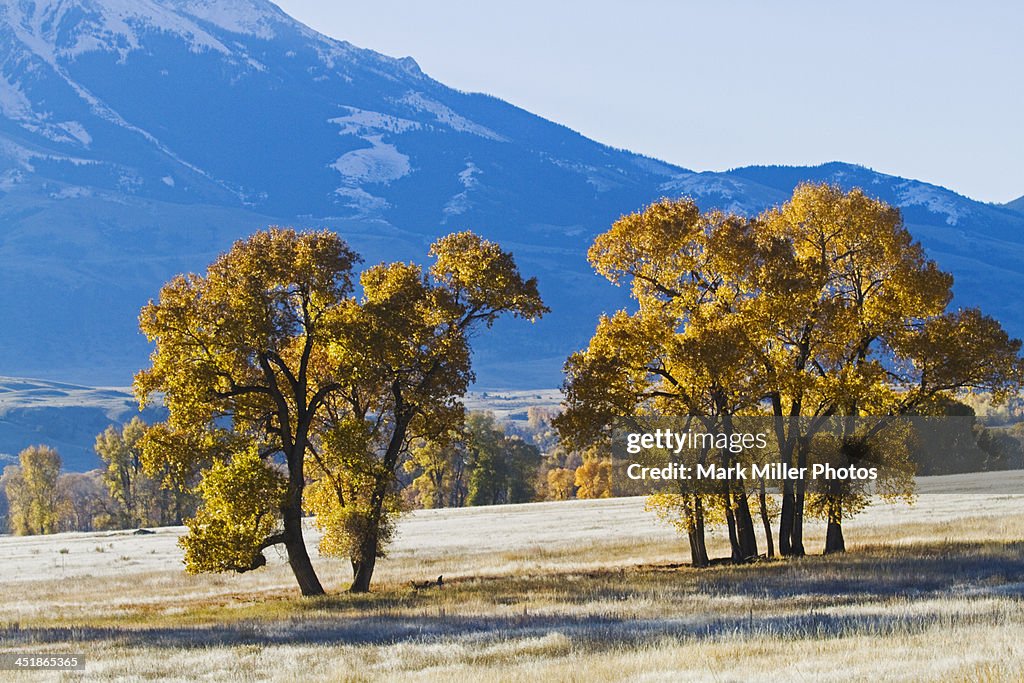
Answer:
275, 1, 1023, 204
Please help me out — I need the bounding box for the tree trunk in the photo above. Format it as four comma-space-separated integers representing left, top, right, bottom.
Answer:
758, 477, 774, 559
724, 495, 742, 562
776, 413, 800, 557
688, 496, 709, 568
791, 487, 806, 556
824, 496, 845, 554
280, 430, 325, 596
779, 483, 795, 556
346, 410, 413, 593
349, 529, 378, 593
824, 519, 845, 554
282, 503, 325, 596
789, 438, 809, 557
173, 491, 186, 526
732, 488, 758, 560
349, 485, 385, 594
688, 527, 709, 568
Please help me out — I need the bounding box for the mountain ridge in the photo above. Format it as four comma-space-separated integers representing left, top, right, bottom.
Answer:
0, 0, 1022, 396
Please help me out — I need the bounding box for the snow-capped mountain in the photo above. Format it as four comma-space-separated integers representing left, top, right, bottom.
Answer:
1, 0, 1023, 392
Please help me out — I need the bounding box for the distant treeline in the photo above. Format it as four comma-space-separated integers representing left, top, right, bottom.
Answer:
0, 418, 198, 535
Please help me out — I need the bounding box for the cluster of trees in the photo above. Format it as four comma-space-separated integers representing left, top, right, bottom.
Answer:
404, 412, 541, 508
556, 183, 1022, 566
94, 417, 198, 528
0, 419, 200, 536
3, 394, 1016, 543
498, 406, 615, 501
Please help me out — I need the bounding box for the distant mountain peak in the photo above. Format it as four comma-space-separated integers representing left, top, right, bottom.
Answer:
0, 0, 424, 77
0, 0, 287, 62
169, 0, 287, 38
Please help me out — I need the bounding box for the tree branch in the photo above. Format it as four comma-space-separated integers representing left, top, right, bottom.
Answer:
258, 353, 294, 452
266, 351, 301, 398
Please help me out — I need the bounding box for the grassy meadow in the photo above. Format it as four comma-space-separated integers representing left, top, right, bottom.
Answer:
1, 472, 1023, 681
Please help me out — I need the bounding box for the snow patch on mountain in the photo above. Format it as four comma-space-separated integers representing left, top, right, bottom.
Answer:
660, 173, 742, 197
896, 182, 964, 226
0, 73, 34, 121
0, 72, 92, 147
659, 173, 757, 214
399, 92, 507, 142
329, 107, 421, 137
334, 186, 389, 213
0, 168, 25, 190
328, 108, 414, 187
443, 160, 481, 218
0, 137, 38, 170
331, 136, 410, 184
0, 0, 287, 73
0, 135, 98, 171
58, 121, 92, 146
50, 185, 93, 199
542, 155, 622, 192
458, 160, 481, 188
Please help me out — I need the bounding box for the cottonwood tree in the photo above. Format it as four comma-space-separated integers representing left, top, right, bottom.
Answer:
574, 447, 613, 499
1, 445, 65, 535
756, 185, 1020, 554
305, 244, 546, 592
546, 467, 576, 500
645, 490, 726, 566
137, 228, 362, 595
137, 228, 544, 596
58, 471, 116, 532
95, 418, 146, 527
557, 202, 770, 564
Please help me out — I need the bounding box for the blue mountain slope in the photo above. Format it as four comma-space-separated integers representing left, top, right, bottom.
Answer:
0, 376, 165, 470
0, 0, 1022, 395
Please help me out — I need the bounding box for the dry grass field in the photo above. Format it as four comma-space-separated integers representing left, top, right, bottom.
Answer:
1, 472, 1023, 681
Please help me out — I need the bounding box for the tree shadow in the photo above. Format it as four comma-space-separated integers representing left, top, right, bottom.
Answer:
693, 540, 1024, 599
3, 541, 1021, 651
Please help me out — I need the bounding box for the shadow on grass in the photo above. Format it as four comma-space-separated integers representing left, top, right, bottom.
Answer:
691, 540, 1024, 599
3, 541, 1023, 650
